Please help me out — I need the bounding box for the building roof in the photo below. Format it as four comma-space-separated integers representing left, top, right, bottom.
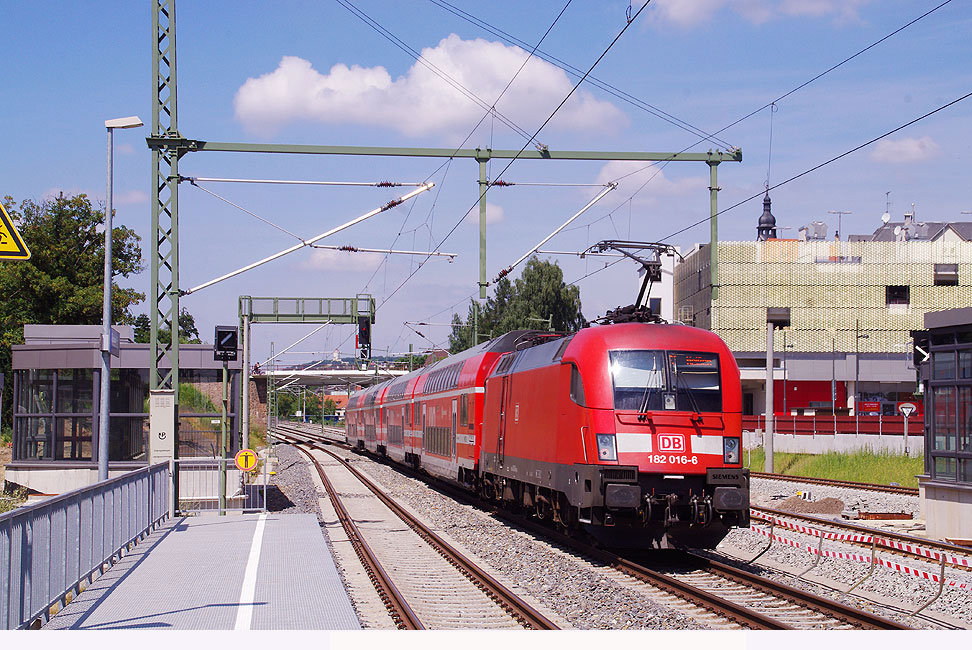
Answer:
852, 221, 972, 242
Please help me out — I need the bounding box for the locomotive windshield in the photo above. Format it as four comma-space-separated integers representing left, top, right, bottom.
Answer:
610, 350, 722, 413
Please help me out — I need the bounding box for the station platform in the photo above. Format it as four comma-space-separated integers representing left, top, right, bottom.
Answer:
44, 513, 361, 630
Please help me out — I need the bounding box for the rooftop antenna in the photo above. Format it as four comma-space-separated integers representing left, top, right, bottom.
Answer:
882, 191, 891, 224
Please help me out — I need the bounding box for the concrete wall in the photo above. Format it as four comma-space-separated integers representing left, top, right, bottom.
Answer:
920, 479, 972, 539
743, 430, 924, 455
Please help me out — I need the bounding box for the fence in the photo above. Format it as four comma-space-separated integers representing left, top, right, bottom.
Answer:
743, 414, 925, 437
174, 458, 266, 514
0, 463, 169, 629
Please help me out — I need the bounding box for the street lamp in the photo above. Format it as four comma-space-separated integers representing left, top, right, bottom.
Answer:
99, 115, 143, 481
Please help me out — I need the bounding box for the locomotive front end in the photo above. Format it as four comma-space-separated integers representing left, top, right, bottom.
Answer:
566, 323, 749, 549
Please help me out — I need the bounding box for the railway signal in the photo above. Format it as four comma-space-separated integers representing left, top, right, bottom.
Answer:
358, 315, 371, 360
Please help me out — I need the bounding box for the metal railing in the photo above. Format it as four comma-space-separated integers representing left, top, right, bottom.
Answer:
0, 462, 169, 629
744, 414, 925, 437
174, 458, 266, 514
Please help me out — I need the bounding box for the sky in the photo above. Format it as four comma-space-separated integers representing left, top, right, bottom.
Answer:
1, 0, 970, 368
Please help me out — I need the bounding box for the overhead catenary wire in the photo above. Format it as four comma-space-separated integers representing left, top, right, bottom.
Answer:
310, 244, 457, 260
260, 322, 331, 367
183, 183, 434, 295
376, 2, 651, 314
335, 0, 540, 146
185, 176, 427, 187
406, 1, 959, 339
427, 0, 736, 150
493, 182, 618, 282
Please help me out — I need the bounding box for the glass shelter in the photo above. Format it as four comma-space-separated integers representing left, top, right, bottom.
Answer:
8, 325, 241, 494
912, 307, 972, 540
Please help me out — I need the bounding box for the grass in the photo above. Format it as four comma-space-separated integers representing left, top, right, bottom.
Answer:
744, 447, 924, 488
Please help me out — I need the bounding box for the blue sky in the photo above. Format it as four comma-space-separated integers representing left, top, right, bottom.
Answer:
1, 0, 970, 366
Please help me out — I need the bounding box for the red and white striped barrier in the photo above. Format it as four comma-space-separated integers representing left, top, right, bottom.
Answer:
748, 512, 972, 593
751, 508, 971, 568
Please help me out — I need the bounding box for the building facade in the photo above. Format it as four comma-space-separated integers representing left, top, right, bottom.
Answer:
674, 217, 972, 417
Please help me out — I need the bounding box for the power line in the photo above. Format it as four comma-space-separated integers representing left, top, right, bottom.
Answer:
377, 1, 654, 316
427, 0, 736, 150
335, 0, 539, 145
662, 89, 972, 241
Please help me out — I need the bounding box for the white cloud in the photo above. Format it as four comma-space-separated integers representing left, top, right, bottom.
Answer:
649, 0, 870, 27
116, 143, 136, 155
869, 136, 940, 164
299, 247, 384, 272
115, 189, 148, 205
234, 35, 626, 138
595, 161, 707, 204
465, 202, 504, 226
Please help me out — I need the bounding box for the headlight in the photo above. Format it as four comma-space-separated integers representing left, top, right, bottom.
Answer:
723, 436, 740, 464
596, 434, 617, 461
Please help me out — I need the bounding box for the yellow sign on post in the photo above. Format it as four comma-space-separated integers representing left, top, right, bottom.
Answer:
235, 448, 258, 472
0, 203, 30, 260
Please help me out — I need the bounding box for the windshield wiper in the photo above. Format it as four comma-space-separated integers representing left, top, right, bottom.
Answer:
637, 357, 660, 421
671, 358, 703, 421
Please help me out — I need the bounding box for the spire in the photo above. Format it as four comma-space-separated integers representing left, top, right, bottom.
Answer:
757, 190, 778, 240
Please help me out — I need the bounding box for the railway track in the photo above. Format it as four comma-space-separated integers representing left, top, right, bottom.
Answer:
751, 471, 919, 496
274, 423, 909, 629
274, 424, 558, 630
750, 504, 972, 569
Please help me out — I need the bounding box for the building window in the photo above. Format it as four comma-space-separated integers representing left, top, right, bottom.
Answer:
934, 263, 959, 286
885, 285, 910, 306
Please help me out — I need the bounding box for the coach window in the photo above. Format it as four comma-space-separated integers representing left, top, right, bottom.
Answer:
460, 394, 468, 426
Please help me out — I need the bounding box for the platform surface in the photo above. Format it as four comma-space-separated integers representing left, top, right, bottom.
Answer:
45, 513, 361, 630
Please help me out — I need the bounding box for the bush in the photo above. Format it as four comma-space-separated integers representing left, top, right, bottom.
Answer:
1, 426, 11, 446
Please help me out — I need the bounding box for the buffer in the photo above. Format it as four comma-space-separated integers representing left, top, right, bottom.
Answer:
0, 202, 30, 260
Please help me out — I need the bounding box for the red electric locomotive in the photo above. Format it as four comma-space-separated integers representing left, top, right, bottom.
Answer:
347, 322, 748, 549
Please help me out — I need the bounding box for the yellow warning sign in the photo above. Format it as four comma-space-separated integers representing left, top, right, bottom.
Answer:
0, 202, 30, 260
235, 448, 258, 472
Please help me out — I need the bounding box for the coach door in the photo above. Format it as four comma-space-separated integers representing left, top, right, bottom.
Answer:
451, 398, 458, 459
497, 375, 510, 467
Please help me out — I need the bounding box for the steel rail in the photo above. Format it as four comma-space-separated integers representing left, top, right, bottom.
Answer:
281, 424, 909, 629
752, 505, 972, 565
278, 427, 558, 629
292, 444, 423, 629
751, 471, 919, 496
679, 552, 910, 630
280, 426, 785, 629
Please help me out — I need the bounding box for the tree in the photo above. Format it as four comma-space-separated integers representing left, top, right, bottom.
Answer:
449, 257, 585, 353
133, 307, 201, 344
0, 193, 144, 425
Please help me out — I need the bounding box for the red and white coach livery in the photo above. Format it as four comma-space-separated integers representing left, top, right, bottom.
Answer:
347, 322, 748, 549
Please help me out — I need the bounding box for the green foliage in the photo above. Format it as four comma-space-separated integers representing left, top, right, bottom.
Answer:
0, 486, 28, 515
323, 398, 337, 416
133, 308, 201, 344
0, 193, 144, 428
395, 353, 428, 369
746, 447, 924, 488
179, 383, 217, 413
1, 426, 11, 445
449, 257, 585, 353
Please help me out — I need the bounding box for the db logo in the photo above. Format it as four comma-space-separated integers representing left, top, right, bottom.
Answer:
658, 434, 685, 453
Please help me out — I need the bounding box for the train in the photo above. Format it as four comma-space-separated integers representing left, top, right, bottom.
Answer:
346, 321, 749, 549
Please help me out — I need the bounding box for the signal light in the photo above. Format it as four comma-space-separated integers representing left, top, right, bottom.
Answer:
358, 316, 371, 360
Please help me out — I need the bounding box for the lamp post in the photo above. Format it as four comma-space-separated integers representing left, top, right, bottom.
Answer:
99, 116, 143, 481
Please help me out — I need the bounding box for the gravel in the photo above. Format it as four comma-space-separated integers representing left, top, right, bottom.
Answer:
270, 446, 971, 630
714, 476, 972, 629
